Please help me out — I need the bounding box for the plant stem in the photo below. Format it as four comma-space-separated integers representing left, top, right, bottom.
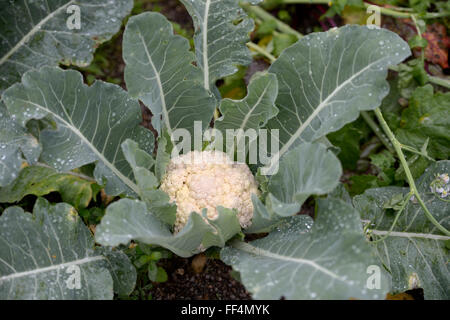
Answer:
371, 230, 450, 241
374, 108, 450, 236
363, 3, 411, 19
370, 191, 412, 243
213, 108, 220, 121
240, 2, 303, 39
410, 14, 425, 65
360, 111, 394, 153
427, 75, 450, 89
399, 143, 434, 161
247, 42, 277, 62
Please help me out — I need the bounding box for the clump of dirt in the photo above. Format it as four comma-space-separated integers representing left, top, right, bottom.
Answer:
145, 0, 194, 31
149, 256, 252, 300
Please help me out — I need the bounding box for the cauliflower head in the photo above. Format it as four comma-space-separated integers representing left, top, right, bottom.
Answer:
160, 150, 259, 233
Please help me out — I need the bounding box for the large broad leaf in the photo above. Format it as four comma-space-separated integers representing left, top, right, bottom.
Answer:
202, 207, 242, 248
0, 102, 41, 186
2, 66, 154, 196
222, 198, 388, 300
0, 198, 136, 300
123, 12, 215, 135
215, 72, 278, 133
396, 85, 450, 159
265, 25, 411, 172
96, 198, 241, 258
179, 0, 259, 93
245, 142, 342, 234
244, 194, 283, 234
0, 0, 133, 94
0, 144, 22, 187
353, 161, 450, 299
0, 165, 93, 209
268, 142, 342, 207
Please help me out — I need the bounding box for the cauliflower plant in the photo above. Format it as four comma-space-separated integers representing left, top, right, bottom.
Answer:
160, 150, 259, 233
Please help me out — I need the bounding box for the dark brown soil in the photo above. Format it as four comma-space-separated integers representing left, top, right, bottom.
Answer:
146, 0, 194, 31
150, 256, 252, 300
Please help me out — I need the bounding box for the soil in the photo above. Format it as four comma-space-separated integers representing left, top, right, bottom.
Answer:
146, 0, 194, 31
149, 256, 252, 300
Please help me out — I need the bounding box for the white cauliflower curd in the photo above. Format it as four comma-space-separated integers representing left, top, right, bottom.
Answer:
160, 150, 259, 233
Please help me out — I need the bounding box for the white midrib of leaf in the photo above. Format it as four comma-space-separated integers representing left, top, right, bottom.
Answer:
239, 81, 271, 130
409, 236, 446, 295
202, 0, 211, 91
266, 57, 390, 173
0, 255, 105, 282
138, 33, 172, 135
14, 98, 140, 194
231, 241, 345, 280
0, 0, 75, 66
371, 230, 450, 241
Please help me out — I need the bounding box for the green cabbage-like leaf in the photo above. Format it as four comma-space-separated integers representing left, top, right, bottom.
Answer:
155, 129, 173, 182
0, 198, 136, 299
95, 198, 241, 258
268, 142, 342, 207
246, 142, 342, 234
123, 12, 215, 135
396, 85, 450, 159
2, 66, 154, 196
0, 144, 22, 187
121, 139, 176, 226
0, 102, 41, 186
0, 165, 93, 209
0, 0, 133, 93
222, 198, 388, 299
215, 72, 278, 133
353, 161, 450, 299
179, 0, 259, 93
265, 25, 411, 172
202, 207, 242, 248
244, 194, 283, 234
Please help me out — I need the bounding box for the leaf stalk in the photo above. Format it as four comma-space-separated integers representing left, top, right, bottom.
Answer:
360, 111, 394, 153
247, 42, 276, 63
240, 2, 303, 39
